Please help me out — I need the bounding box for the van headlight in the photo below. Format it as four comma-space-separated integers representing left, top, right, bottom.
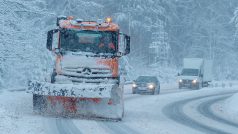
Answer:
192, 79, 197, 84
132, 83, 137, 88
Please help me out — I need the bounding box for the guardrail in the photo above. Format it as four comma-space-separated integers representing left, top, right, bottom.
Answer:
209, 81, 238, 88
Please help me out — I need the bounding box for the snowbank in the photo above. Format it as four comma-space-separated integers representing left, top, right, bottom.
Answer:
224, 93, 238, 117
0, 91, 46, 134
0, 0, 54, 89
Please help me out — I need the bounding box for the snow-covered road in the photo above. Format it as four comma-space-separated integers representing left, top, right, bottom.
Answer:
163, 92, 238, 134
1, 85, 238, 134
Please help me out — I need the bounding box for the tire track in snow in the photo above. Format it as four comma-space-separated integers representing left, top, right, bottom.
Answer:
52, 94, 142, 134
96, 89, 192, 134
54, 95, 141, 134
197, 96, 238, 128
54, 89, 190, 134
56, 118, 83, 134
95, 94, 145, 134
97, 121, 140, 134
162, 91, 237, 134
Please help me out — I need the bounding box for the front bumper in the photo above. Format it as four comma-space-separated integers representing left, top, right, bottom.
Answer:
27, 80, 115, 98
179, 81, 199, 88
133, 87, 154, 94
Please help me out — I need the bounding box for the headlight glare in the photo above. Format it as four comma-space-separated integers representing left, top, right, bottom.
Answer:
148, 84, 155, 89
132, 83, 137, 88
192, 79, 197, 84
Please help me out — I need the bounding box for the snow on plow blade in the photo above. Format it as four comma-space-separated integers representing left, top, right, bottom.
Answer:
27, 80, 113, 98
27, 81, 124, 120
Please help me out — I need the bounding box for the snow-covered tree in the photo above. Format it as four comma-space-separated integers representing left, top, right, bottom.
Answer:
2, 0, 238, 88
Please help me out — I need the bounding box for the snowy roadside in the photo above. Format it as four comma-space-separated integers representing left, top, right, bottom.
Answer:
224, 93, 238, 120
120, 86, 238, 134
0, 90, 47, 134
209, 81, 238, 121
0, 82, 237, 134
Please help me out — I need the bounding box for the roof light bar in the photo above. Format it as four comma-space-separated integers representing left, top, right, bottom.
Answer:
97, 19, 104, 24
105, 17, 112, 23
76, 19, 83, 23
56, 16, 67, 26
67, 16, 74, 20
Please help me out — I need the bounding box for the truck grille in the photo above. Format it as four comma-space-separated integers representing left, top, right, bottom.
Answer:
59, 67, 118, 84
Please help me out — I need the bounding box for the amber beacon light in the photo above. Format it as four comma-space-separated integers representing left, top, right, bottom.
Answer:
105, 17, 112, 23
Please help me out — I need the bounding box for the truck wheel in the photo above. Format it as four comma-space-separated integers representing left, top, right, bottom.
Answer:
202, 82, 208, 87
33, 94, 47, 113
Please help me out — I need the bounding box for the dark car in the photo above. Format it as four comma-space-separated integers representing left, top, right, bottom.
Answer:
132, 76, 160, 95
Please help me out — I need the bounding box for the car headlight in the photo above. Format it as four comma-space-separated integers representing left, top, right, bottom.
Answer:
148, 84, 155, 89
192, 79, 197, 84
179, 79, 183, 83
132, 83, 137, 88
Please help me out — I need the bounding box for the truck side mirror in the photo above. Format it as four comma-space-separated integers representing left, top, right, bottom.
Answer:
118, 33, 130, 56
178, 73, 180, 76
56, 16, 67, 26
125, 35, 130, 55
46, 29, 59, 51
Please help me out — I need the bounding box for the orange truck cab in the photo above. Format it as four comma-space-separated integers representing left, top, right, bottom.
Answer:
27, 16, 130, 120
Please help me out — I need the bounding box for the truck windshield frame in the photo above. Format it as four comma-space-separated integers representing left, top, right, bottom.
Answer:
60, 29, 118, 54
181, 69, 199, 76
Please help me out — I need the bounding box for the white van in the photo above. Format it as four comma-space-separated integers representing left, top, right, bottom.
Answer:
178, 58, 212, 89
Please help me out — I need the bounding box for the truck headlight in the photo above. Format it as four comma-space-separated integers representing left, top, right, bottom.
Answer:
179, 79, 183, 83
192, 79, 197, 84
148, 84, 155, 89
132, 83, 137, 88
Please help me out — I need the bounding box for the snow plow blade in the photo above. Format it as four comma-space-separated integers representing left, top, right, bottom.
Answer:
27, 81, 124, 120
27, 80, 113, 98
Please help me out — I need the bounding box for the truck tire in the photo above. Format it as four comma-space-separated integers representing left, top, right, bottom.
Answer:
33, 94, 47, 113
202, 82, 208, 87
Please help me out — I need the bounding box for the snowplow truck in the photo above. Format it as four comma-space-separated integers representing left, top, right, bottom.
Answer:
27, 16, 130, 120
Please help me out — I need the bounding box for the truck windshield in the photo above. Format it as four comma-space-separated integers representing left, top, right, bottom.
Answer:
60, 29, 118, 54
181, 69, 199, 76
